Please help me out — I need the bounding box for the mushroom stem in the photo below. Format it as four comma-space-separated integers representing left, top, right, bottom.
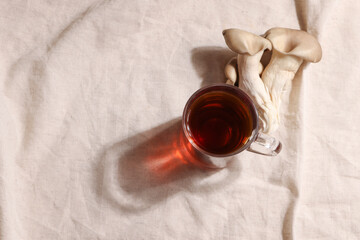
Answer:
238, 51, 279, 134
261, 50, 303, 110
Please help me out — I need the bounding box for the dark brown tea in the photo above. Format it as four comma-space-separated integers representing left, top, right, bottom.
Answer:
186, 90, 254, 155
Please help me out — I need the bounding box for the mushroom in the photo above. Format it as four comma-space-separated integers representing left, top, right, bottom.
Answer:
261, 28, 322, 122
223, 28, 278, 133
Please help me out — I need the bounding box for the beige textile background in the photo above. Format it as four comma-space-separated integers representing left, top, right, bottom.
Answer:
0, 0, 359, 239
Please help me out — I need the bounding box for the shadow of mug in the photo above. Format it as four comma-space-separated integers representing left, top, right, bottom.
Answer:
94, 47, 248, 213
97, 118, 241, 213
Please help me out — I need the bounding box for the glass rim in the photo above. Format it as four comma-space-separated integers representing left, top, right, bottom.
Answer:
182, 84, 259, 158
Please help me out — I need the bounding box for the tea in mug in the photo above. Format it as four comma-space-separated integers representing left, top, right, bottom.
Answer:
185, 90, 254, 155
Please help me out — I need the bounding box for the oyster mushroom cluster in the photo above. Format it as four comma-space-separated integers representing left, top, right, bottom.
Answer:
222, 27, 322, 133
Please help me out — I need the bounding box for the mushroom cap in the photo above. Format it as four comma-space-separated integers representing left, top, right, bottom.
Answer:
264, 27, 322, 62
222, 28, 272, 55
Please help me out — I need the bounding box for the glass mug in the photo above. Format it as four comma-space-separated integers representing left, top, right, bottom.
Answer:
182, 84, 281, 168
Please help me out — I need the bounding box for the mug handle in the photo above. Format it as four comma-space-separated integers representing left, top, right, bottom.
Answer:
247, 132, 282, 156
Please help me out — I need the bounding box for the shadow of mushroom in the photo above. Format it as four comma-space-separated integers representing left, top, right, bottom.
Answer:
191, 46, 236, 88
294, 0, 309, 32
95, 118, 241, 213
